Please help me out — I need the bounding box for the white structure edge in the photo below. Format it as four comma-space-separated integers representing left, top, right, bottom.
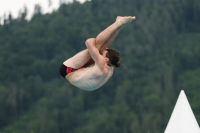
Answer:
164, 90, 200, 133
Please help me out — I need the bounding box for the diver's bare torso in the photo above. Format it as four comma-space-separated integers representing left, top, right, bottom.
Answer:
66, 64, 114, 91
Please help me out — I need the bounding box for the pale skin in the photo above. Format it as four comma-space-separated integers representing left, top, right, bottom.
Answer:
63, 16, 136, 91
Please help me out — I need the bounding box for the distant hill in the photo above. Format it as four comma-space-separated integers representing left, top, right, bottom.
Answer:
0, 0, 200, 133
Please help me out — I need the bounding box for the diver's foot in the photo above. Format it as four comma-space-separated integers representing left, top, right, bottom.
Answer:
116, 16, 136, 26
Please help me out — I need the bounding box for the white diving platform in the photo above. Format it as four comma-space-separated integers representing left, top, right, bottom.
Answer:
164, 90, 200, 133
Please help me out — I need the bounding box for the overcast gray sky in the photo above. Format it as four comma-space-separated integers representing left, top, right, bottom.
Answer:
0, 0, 86, 23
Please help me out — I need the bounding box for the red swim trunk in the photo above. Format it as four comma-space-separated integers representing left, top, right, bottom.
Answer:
59, 64, 77, 78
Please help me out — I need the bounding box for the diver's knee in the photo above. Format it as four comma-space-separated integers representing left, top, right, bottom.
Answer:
85, 38, 96, 45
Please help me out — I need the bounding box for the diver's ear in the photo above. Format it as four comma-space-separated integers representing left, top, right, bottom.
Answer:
105, 57, 109, 62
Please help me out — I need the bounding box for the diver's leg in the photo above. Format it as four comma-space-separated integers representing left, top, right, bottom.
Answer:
95, 16, 136, 50
64, 16, 136, 68
81, 16, 136, 67
63, 49, 93, 69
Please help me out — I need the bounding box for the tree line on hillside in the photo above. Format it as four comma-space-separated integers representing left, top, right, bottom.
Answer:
0, 0, 200, 133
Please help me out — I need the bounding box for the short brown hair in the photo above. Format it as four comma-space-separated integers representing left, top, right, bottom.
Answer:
106, 48, 120, 67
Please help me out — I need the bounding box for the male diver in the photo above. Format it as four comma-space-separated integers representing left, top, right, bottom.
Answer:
60, 16, 136, 91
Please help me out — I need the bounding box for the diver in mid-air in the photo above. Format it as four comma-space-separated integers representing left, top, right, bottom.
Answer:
60, 16, 136, 91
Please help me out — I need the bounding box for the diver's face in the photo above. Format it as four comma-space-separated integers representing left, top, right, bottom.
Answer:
101, 50, 109, 62
102, 50, 108, 58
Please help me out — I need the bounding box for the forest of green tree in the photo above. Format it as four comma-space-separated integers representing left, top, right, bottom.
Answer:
0, 0, 200, 132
